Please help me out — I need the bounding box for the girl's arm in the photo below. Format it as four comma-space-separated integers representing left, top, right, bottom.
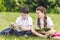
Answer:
45, 25, 56, 35
30, 26, 46, 38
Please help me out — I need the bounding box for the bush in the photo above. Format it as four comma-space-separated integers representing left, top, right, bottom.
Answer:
0, 0, 60, 14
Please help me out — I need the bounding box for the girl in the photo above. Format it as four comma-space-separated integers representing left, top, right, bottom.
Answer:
35, 6, 56, 37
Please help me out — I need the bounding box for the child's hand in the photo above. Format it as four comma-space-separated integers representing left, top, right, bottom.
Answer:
9, 22, 15, 29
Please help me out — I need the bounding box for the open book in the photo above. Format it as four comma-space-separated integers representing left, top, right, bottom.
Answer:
9, 23, 21, 32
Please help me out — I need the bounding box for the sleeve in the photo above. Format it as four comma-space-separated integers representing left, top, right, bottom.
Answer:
28, 18, 33, 26
15, 18, 22, 25
47, 17, 54, 28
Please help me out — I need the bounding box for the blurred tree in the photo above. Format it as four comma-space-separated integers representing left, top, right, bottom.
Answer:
0, 0, 60, 13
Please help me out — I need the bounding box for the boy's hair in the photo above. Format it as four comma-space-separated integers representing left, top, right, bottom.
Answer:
20, 7, 29, 14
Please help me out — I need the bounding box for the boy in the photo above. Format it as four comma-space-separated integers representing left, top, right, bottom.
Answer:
0, 7, 32, 36
10, 7, 33, 36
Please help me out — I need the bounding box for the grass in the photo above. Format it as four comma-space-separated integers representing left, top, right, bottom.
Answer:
0, 12, 60, 40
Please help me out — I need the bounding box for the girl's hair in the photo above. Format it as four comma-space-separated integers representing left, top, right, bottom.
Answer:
36, 6, 47, 29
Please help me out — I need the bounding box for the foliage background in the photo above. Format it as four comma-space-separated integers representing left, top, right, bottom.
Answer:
0, 0, 60, 13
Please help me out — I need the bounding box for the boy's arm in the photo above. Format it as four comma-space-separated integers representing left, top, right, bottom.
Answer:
18, 25, 30, 31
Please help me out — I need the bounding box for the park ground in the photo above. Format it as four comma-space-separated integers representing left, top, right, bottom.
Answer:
0, 12, 60, 40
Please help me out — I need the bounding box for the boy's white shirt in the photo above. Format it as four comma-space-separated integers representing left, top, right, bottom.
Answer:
14, 16, 33, 32
37, 16, 54, 29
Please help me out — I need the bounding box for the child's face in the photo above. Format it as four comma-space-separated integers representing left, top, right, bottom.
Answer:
21, 13, 28, 20
36, 10, 44, 18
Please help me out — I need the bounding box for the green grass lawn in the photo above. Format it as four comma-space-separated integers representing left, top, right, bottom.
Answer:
0, 12, 60, 40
